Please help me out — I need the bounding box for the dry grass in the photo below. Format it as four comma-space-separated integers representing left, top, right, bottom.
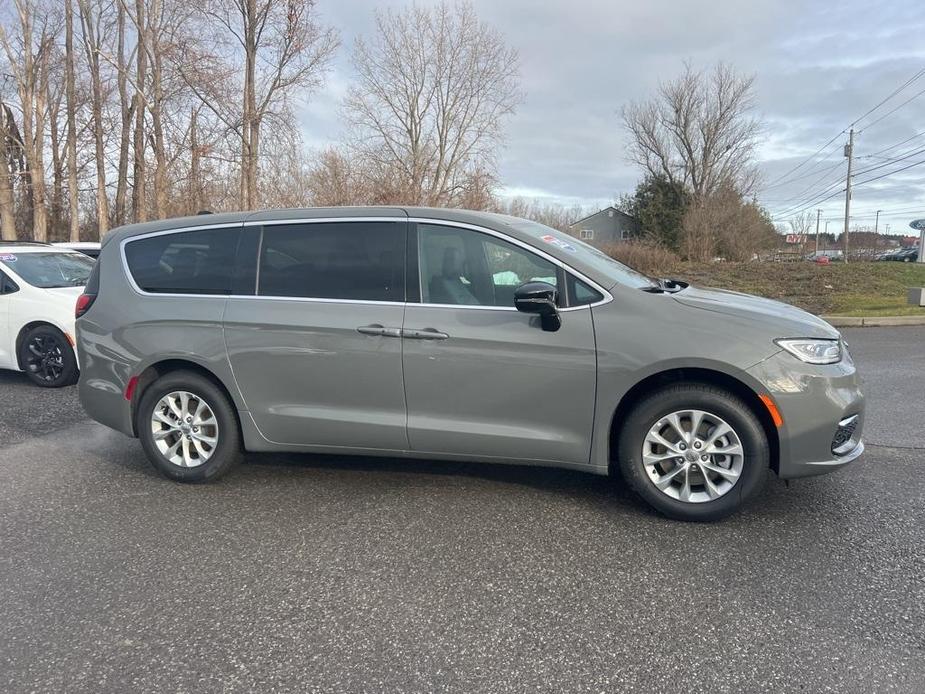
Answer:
602, 244, 925, 316
601, 242, 683, 276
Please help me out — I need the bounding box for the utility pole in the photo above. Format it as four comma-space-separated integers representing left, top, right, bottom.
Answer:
814, 209, 822, 255
874, 209, 882, 235
843, 128, 854, 263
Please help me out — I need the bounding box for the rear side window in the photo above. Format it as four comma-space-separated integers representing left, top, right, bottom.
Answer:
258, 222, 405, 302
124, 227, 240, 295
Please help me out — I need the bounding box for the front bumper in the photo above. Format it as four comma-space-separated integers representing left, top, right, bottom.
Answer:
747, 349, 865, 479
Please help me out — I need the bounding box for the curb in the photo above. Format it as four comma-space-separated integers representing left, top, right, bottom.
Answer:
821, 315, 925, 327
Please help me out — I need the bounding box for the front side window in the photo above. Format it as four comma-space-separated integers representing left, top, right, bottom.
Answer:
258, 222, 405, 302
0, 252, 94, 288
418, 224, 558, 307
125, 227, 240, 294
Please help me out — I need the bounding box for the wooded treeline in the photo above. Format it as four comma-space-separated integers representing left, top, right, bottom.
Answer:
0, 0, 524, 241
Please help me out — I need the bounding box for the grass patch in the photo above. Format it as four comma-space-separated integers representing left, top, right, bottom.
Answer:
669, 261, 925, 317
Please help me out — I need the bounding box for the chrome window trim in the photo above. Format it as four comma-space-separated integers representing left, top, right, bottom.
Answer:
119, 216, 614, 311
407, 217, 612, 312
120, 222, 246, 298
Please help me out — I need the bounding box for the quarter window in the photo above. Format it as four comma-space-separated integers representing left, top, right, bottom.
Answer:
418, 224, 559, 307
258, 222, 405, 301
125, 227, 240, 294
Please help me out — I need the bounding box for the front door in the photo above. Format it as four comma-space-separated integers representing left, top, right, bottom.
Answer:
224, 220, 409, 450
401, 222, 597, 464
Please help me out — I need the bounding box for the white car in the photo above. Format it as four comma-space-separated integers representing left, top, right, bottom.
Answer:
52, 241, 101, 259
0, 242, 94, 387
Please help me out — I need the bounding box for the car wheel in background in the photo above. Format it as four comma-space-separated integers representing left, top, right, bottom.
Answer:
137, 370, 242, 482
617, 383, 769, 521
18, 325, 79, 388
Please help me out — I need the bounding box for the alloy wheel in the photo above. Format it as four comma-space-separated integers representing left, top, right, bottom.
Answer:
642, 409, 745, 503
150, 390, 220, 468
25, 335, 65, 383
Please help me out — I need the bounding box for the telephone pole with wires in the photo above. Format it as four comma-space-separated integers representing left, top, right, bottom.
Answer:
843, 128, 854, 263
815, 209, 821, 254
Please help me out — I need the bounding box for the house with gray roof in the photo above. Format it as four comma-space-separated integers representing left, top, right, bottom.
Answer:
568, 206, 639, 247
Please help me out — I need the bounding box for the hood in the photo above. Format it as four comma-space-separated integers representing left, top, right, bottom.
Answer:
673, 285, 839, 338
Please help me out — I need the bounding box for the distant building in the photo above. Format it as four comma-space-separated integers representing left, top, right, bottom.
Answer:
568, 206, 639, 247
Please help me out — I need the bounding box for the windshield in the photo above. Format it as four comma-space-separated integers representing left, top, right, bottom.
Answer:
497, 216, 658, 289
0, 252, 95, 288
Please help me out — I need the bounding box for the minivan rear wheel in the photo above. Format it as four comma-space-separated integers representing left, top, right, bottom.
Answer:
617, 383, 768, 521
137, 371, 242, 482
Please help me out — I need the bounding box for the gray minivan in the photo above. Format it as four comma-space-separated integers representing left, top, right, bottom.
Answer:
76, 208, 864, 520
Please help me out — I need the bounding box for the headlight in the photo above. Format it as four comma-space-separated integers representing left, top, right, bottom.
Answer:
775, 338, 842, 365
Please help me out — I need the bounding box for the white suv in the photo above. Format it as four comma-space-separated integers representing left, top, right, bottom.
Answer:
0, 242, 95, 387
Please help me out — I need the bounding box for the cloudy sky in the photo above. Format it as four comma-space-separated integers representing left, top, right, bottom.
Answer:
299, 0, 925, 236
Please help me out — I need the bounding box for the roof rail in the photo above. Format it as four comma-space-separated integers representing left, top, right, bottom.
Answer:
0, 240, 52, 246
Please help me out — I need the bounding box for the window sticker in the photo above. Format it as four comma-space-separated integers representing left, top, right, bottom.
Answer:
540, 234, 576, 252
0, 254, 16, 262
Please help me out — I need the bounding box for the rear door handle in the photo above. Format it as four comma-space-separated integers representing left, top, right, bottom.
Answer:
356, 324, 402, 338
403, 328, 449, 340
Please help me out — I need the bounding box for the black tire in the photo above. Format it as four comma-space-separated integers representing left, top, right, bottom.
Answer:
18, 325, 79, 388
617, 383, 768, 521
136, 370, 242, 482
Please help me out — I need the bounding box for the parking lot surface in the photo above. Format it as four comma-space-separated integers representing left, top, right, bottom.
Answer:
1, 327, 923, 693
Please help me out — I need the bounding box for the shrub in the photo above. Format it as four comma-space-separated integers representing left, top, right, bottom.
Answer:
601, 241, 681, 276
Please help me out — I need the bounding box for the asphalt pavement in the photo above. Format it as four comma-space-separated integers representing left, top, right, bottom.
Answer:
0, 327, 923, 693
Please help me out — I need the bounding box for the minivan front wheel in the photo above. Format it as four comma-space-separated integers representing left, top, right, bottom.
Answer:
137, 371, 242, 482
617, 384, 768, 521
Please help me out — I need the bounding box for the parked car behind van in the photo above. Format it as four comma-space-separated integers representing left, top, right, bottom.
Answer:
76, 208, 864, 520
0, 241, 94, 386
53, 241, 101, 259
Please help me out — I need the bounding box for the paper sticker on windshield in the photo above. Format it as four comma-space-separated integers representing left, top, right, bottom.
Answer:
0, 254, 15, 262
541, 234, 576, 252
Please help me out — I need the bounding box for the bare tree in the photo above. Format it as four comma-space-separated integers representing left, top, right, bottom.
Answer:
63, 0, 81, 240
344, 1, 522, 207
682, 185, 777, 262
131, 0, 147, 222
76, 0, 110, 235
0, 0, 56, 241
112, 1, 133, 226
623, 62, 761, 201
179, 0, 338, 210
0, 103, 20, 240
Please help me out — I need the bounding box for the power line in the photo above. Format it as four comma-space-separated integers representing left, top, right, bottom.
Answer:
761, 156, 844, 193
853, 157, 925, 187
761, 132, 845, 189
760, 66, 925, 194
762, 160, 845, 205
862, 129, 925, 159
852, 145, 925, 177
857, 84, 925, 133
852, 67, 925, 128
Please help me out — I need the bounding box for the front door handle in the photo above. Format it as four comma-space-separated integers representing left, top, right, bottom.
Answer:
356, 324, 402, 338
403, 328, 449, 340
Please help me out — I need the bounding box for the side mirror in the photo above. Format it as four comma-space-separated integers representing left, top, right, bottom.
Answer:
514, 281, 561, 332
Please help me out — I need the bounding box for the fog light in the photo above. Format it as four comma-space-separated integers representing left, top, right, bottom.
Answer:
832, 414, 859, 456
